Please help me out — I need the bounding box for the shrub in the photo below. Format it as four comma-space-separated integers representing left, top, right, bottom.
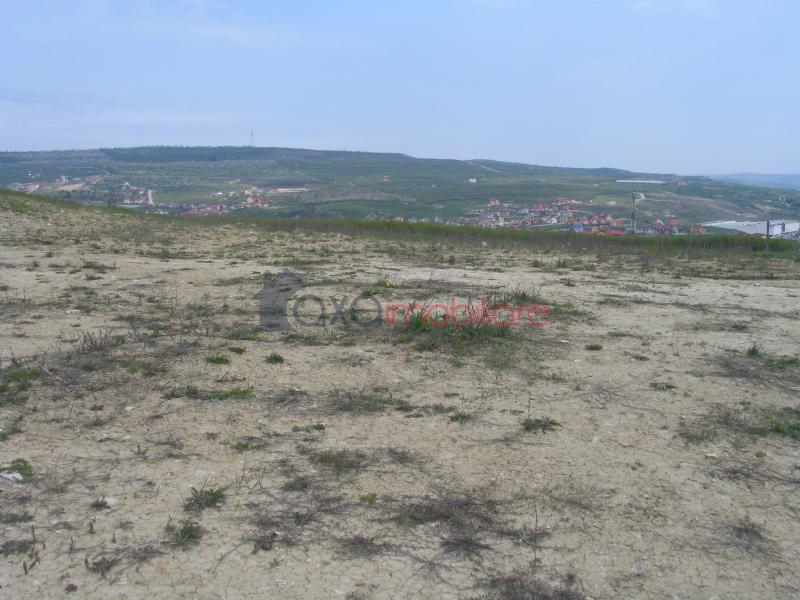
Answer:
266, 352, 285, 364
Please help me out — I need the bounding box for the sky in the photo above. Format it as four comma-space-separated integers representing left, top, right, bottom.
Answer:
0, 0, 798, 174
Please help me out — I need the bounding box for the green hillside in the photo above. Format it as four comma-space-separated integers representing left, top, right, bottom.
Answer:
1, 146, 798, 223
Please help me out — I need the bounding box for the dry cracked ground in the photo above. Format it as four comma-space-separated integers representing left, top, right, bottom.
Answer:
1, 197, 799, 599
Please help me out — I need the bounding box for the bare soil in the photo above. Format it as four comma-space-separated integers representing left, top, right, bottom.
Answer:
1, 200, 799, 599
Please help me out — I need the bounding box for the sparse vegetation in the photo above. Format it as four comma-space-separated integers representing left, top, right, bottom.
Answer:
231, 436, 269, 452
213, 387, 253, 400
265, 352, 285, 364
328, 387, 405, 413
1, 187, 799, 598
746, 342, 762, 357
745, 343, 799, 369
746, 408, 800, 440
0, 363, 40, 406
1, 458, 32, 479
474, 568, 587, 600
183, 486, 226, 512
206, 355, 231, 365
521, 417, 561, 433
90, 498, 110, 510
292, 422, 326, 432
449, 411, 477, 424
309, 449, 367, 475
165, 518, 203, 547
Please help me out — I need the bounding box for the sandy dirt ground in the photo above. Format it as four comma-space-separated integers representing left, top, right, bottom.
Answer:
1, 199, 799, 599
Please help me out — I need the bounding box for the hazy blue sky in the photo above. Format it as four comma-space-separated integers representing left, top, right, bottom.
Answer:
1, 0, 797, 173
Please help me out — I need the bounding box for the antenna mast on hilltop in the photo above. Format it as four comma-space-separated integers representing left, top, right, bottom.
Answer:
250, 129, 254, 147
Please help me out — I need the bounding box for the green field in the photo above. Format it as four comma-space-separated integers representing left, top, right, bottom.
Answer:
1, 146, 799, 224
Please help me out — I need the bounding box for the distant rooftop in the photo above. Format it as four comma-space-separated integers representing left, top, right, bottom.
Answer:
615, 179, 667, 184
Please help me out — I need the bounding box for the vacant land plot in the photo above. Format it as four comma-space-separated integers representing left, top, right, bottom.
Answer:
1, 194, 799, 598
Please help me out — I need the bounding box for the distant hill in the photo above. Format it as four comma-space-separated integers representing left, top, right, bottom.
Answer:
713, 173, 800, 191
1, 146, 798, 223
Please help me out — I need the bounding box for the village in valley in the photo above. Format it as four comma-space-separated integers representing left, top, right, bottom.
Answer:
8, 175, 676, 234
8, 170, 800, 239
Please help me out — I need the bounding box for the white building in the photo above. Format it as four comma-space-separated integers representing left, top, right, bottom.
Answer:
705, 220, 800, 237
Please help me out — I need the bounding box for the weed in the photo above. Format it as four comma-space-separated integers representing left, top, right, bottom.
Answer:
163, 387, 183, 399
282, 475, 312, 492
337, 535, 392, 558
310, 449, 367, 475
184, 486, 226, 512
119, 357, 163, 377
762, 355, 799, 368
215, 275, 257, 286
77, 330, 116, 353
329, 388, 399, 413
85, 555, 118, 577
395, 304, 515, 354
1, 512, 33, 524
499, 525, 551, 549
725, 517, 773, 555
2, 539, 32, 557
475, 568, 587, 600
231, 436, 269, 452
91, 498, 110, 510
0, 362, 41, 406
292, 423, 326, 432
206, 355, 231, 365
521, 417, 561, 433
213, 387, 253, 400
394, 486, 498, 535
250, 532, 278, 553
450, 411, 476, 424
165, 518, 203, 547
227, 324, 260, 341
266, 352, 285, 364
2, 458, 32, 479
681, 428, 717, 445
441, 533, 491, 556
168, 384, 202, 398
650, 381, 676, 391
747, 408, 800, 440
385, 447, 414, 464
228, 346, 246, 354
